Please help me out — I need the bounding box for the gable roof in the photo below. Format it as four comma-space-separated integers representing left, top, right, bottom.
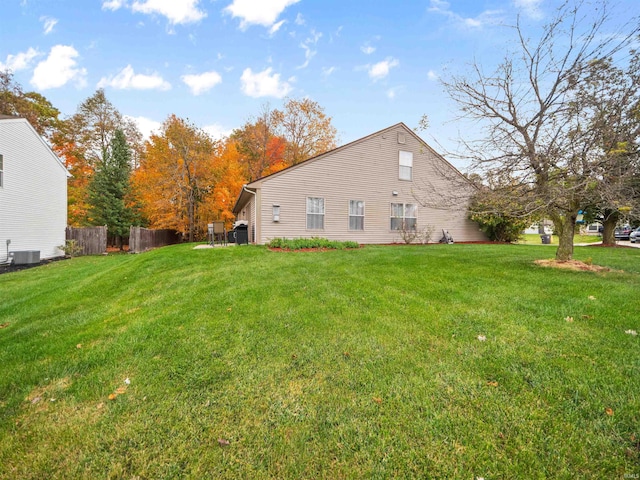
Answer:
0, 115, 70, 177
232, 122, 471, 214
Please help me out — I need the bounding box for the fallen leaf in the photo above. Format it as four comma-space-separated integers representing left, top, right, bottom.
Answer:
588, 296, 596, 300
108, 393, 117, 401
343, 352, 350, 358
97, 403, 104, 410
487, 381, 499, 387
372, 397, 383, 404
226, 307, 232, 312
581, 315, 593, 319
31, 396, 41, 404
477, 335, 486, 342
76, 344, 82, 349
115, 387, 127, 395
0, 322, 9, 329
218, 438, 230, 447
605, 407, 614, 416
291, 354, 298, 359
565, 316, 574, 323
49, 398, 56, 402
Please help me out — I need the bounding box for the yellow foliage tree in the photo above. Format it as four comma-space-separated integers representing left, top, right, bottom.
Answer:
133, 115, 217, 241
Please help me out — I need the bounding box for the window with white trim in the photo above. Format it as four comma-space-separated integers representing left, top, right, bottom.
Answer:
0, 154, 3, 188
390, 203, 417, 230
349, 200, 365, 230
399, 151, 413, 180
306, 197, 324, 229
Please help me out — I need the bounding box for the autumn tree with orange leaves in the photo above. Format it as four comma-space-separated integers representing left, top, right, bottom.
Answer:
231, 99, 338, 182
134, 115, 218, 241
200, 141, 247, 228
272, 98, 338, 166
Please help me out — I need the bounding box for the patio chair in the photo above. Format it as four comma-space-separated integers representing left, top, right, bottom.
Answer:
212, 221, 226, 246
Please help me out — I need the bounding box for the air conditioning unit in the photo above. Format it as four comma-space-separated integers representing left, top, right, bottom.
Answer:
11, 250, 40, 265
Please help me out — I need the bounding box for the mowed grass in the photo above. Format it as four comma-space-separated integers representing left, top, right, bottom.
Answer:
518, 233, 602, 245
0, 244, 639, 479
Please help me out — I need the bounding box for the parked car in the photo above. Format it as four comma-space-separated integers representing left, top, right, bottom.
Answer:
614, 226, 633, 240
630, 227, 640, 243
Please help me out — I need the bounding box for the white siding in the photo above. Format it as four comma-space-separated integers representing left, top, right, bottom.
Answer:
0, 119, 68, 259
247, 124, 486, 245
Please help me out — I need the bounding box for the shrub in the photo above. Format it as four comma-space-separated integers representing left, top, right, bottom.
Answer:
267, 237, 360, 250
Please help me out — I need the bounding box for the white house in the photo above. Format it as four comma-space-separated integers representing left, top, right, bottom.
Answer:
232, 123, 487, 244
0, 115, 68, 261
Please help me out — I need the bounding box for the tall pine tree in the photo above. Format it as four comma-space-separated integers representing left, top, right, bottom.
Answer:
87, 129, 140, 249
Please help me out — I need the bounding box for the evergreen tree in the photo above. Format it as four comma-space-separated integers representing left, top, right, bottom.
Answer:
87, 129, 139, 249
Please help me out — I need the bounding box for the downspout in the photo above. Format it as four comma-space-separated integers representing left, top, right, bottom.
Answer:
242, 185, 257, 244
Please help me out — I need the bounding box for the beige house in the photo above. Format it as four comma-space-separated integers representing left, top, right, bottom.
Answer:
232, 123, 487, 245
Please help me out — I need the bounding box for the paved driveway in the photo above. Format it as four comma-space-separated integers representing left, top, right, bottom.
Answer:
575, 240, 640, 248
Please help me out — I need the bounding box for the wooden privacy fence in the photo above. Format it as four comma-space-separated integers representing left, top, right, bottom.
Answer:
66, 226, 107, 256
129, 227, 181, 254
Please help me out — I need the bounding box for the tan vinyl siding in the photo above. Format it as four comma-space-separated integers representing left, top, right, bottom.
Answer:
249, 124, 486, 245
0, 118, 68, 259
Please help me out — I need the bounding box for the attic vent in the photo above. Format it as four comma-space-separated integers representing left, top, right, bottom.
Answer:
397, 133, 406, 144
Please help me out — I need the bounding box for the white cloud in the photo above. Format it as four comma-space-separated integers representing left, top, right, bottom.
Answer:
131, 0, 206, 24
104, 0, 206, 24
98, 65, 171, 91
428, 0, 502, 29
360, 36, 380, 55
269, 19, 286, 35
361, 44, 375, 55
294, 13, 305, 25
0, 47, 39, 72
297, 30, 322, 69
387, 88, 398, 100
30, 45, 87, 90
514, 0, 543, 20
224, 0, 300, 30
102, 0, 126, 10
322, 66, 336, 77
124, 115, 161, 140
202, 123, 232, 140
181, 71, 222, 95
427, 70, 439, 81
240, 67, 292, 98
40, 16, 58, 35
368, 57, 399, 81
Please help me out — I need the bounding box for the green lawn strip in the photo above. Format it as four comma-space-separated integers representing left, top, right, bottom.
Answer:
518, 233, 602, 245
0, 244, 638, 478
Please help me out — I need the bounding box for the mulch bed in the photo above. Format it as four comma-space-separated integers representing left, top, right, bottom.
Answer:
534, 259, 620, 273
0, 256, 68, 275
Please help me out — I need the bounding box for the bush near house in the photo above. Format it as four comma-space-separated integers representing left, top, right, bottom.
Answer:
267, 237, 359, 250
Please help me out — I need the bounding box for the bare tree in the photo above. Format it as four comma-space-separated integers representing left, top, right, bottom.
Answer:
440, 0, 640, 260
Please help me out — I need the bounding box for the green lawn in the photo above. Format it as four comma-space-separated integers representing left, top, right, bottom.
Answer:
518, 233, 602, 245
1, 244, 639, 479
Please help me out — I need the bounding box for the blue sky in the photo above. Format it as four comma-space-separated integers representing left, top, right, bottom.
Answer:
1, 0, 635, 167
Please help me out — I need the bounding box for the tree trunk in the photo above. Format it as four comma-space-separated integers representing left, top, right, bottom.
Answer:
601, 209, 619, 246
552, 212, 576, 261
188, 199, 194, 243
